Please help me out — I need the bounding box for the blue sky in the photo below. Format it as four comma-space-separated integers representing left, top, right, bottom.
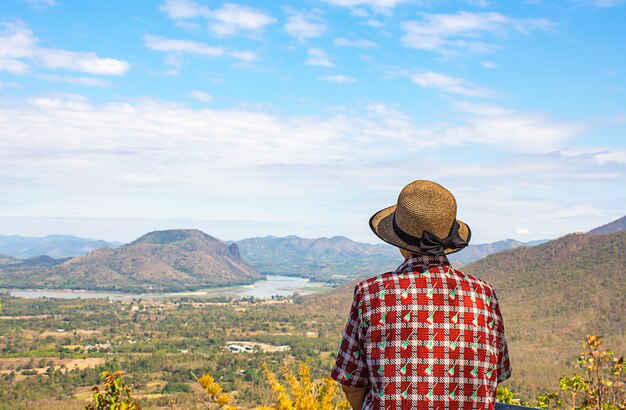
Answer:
0, 0, 624, 244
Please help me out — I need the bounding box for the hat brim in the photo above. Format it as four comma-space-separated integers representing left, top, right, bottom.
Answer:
369, 205, 471, 255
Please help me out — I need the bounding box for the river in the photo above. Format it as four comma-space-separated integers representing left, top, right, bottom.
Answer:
6, 275, 329, 301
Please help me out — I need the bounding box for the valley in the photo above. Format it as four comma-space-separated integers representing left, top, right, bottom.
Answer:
0, 216, 624, 409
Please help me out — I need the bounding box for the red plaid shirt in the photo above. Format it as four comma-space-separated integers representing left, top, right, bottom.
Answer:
331, 255, 511, 410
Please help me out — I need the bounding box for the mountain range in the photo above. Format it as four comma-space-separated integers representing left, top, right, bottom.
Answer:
0, 234, 120, 258
235, 236, 545, 281
0, 232, 541, 286
0, 230, 261, 292
0, 233, 540, 269
0, 215, 622, 292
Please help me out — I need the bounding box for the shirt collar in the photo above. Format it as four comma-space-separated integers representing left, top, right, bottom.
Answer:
394, 254, 450, 274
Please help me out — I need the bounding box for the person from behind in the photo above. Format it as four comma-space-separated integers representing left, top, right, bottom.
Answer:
331, 180, 511, 410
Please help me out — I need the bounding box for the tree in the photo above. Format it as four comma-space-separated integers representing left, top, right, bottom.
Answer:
558, 335, 624, 409
85, 371, 140, 410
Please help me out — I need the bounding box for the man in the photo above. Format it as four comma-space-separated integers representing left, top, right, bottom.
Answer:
331, 180, 511, 410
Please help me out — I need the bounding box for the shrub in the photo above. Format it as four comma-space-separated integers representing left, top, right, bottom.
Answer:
85, 370, 140, 410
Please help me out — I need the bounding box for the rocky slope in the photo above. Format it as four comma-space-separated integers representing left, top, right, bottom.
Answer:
0, 230, 262, 292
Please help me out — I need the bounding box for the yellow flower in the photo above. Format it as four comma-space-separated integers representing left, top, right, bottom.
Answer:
197, 374, 215, 389
205, 382, 222, 396
216, 393, 232, 405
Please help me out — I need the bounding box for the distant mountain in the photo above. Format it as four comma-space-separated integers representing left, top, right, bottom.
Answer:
0, 234, 120, 258
525, 239, 550, 246
236, 235, 401, 282
236, 235, 543, 281
588, 215, 626, 235
0, 254, 70, 285
0, 229, 262, 292
0, 252, 18, 264
449, 239, 526, 266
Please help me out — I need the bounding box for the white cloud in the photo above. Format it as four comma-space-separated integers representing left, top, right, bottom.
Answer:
334, 37, 378, 48
34, 74, 113, 87
160, 0, 276, 37
320, 75, 357, 83
323, 0, 412, 10
285, 10, 326, 41
351, 8, 369, 17
160, 0, 210, 19
554, 205, 603, 218
0, 94, 621, 243
574, 0, 626, 7
229, 50, 258, 62
0, 58, 29, 74
451, 101, 583, 153
0, 80, 21, 88
0, 21, 130, 75
0, 96, 429, 203
144, 34, 258, 65
556, 147, 626, 165
593, 149, 626, 164
402, 11, 552, 54
409, 70, 496, 98
37, 49, 130, 75
466, 0, 492, 7
306, 48, 334, 68
208, 3, 277, 37
481, 60, 498, 68
187, 91, 213, 102
515, 227, 530, 234
365, 19, 384, 28
164, 53, 184, 68
23, 0, 57, 8
563, 147, 626, 165
144, 35, 224, 57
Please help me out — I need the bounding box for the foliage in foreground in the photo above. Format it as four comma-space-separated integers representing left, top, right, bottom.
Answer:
85, 362, 350, 410
84, 336, 623, 410
497, 335, 624, 409
85, 371, 140, 410
189, 362, 351, 410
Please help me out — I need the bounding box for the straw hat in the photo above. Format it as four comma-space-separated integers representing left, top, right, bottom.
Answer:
369, 180, 471, 255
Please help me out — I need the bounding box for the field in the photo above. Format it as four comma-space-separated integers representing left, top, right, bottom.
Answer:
0, 283, 622, 409
0, 294, 346, 409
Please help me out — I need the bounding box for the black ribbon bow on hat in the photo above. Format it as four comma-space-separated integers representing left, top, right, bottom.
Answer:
392, 218, 469, 256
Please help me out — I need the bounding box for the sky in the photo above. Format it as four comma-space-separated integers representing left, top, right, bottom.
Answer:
0, 0, 624, 244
